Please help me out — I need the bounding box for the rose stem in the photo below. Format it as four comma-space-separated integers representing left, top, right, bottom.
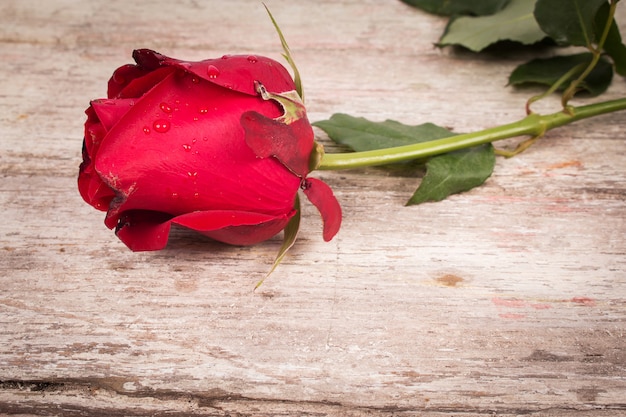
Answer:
316, 97, 626, 171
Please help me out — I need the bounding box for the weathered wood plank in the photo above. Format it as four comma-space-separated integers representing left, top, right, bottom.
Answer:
1, 0, 625, 415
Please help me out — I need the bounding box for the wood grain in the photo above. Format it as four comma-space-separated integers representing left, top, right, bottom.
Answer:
1, 0, 625, 415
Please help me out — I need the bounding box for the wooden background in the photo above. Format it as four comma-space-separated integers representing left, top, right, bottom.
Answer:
1, 0, 625, 415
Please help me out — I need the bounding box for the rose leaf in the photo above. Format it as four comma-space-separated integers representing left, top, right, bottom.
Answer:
399, 0, 511, 16
438, 0, 546, 52
509, 53, 614, 97
534, 0, 607, 47
407, 144, 495, 205
313, 114, 456, 152
594, 2, 626, 77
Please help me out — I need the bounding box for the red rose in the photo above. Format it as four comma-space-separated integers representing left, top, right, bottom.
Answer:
79, 49, 341, 251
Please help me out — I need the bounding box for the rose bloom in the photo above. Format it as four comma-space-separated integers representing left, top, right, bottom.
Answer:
79, 49, 341, 251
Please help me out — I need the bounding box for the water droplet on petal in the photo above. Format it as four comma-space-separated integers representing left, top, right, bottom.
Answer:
192, 138, 197, 144
199, 108, 208, 114
194, 192, 199, 199
171, 192, 179, 199
188, 171, 198, 179
153, 119, 170, 133
191, 77, 200, 84
159, 102, 173, 113
143, 126, 151, 134
193, 117, 199, 121
182, 144, 192, 152
221, 54, 230, 60
207, 65, 220, 79
202, 137, 208, 141
247, 55, 258, 63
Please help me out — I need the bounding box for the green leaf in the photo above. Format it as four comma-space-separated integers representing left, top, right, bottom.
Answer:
594, 2, 626, 76
438, 0, 546, 52
509, 52, 614, 96
534, 0, 607, 47
399, 0, 511, 16
314, 114, 495, 204
313, 114, 456, 152
407, 144, 495, 205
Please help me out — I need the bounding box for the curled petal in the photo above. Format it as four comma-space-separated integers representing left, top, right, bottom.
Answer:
131, 49, 165, 70
107, 63, 150, 98
114, 67, 175, 99
241, 111, 313, 178
79, 107, 115, 211
115, 211, 173, 251
131, 49, 296, 96
302, 178, 342, 242
177, 211, 294, 246
91, 99, 137, 131
78, 163, 115, 211
115, 209, 295, 251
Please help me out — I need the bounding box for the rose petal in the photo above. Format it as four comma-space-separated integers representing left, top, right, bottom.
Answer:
115, 66, 175, 99
115, 209, 294, 251
79, 107, 116, 210
173, 210, 294, 246
91, 98, 137, 131
132, 48, 166, 70
78, 162, 115, 211
108, 63, 150, 98
302, 178, 342, 241
131, 49, 296, 96
241, 111, 314, 178
83, 106, 106, 156
115, 210, 173, 251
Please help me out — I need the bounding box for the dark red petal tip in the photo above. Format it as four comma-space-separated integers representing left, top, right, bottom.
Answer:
115, 211, 173, 251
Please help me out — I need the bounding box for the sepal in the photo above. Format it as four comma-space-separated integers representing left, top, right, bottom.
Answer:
255, 195, 302, 289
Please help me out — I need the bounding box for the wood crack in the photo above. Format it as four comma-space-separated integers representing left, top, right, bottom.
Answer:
1, 378, 625, 416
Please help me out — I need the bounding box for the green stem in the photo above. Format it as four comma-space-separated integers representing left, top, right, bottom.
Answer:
526, 62, 586, 114
561, 0, 618, 107
317, 97, 626, 171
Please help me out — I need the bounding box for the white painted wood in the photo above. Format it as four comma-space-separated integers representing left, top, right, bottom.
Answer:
1, 0, 625, 415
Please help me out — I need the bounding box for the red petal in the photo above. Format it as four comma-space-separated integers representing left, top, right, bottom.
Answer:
115, 211, 173, 251
302, 178, 342, 241
91, 98, 137, 131
131, 49, 296, 96
114, 209, 294, 251
115, 66, 175, 99
241, 111, 314, 178
79, 106, 116, 210
108, 63, 150, 98
78, 163, 115, 211
173, 210, 294, 246
83, 106, 105, 156
131, 49, 165, 70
